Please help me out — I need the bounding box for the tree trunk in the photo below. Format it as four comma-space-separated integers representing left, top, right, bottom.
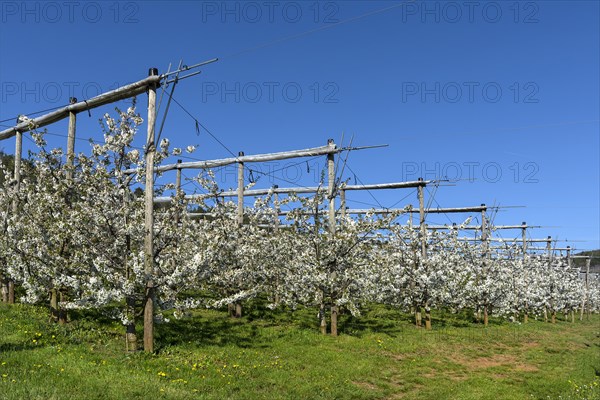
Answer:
1, 278, 7, 302
483, 306, 489, 327
551, 310, 556, 324
524, 313, 528, 323
50, 288, 59, 323
7, 281, 14, 304
570, 310, 574, 323
415, 306, 422, 328
544, 307, 548, 322
319, 303, 327, 335
58, 289, 67, 325
235, 302, 242, 318
330, 305, 338, 336
125, 295, 137, 352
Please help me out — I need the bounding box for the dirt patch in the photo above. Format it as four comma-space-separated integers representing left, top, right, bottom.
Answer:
448, 353, 539, 372
353, 381, 378, 390
521, 341, 539, 349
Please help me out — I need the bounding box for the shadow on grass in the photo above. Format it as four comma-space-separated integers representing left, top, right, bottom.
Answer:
154, 311, 268, 351
0, 342, 39, 352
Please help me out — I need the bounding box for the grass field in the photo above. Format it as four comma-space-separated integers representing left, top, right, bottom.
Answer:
0, 302, 598, 399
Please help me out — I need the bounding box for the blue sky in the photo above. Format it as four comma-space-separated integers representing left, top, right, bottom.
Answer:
0, 1, 598, 252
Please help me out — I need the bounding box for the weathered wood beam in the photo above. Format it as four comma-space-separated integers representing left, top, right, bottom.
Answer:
0, 75, 162, 140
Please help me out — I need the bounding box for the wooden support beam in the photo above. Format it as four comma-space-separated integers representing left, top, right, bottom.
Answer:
0, 75, 161, 141
129, 142, 339, 174
153, 180, 430, 203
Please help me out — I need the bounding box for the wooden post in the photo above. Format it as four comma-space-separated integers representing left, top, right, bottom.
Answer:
481, 204, 489, 326
56, 97, 78, 324
417, 178, 425, 328
327, 140, 339, 336
417, 178, 426, 259
66, 97, 77, 180
521, 222, 527, 258
340, 188, 346, 218
230, 152, 245, 318
175, 159, 182, 225
273, 186, 280, 306
123, 187, 137, 352
273, 186, 279, 232
546, 236, 552, 259
237, 152, 244, 226
175, 160, 182, 194
7, 130, 22, 304
143, 68, 158, 353
580, 258, 590, 321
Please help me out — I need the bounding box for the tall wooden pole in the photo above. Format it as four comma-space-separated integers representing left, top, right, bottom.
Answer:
546, 236, 552, 259
416, 178, 426, 328
237, 152, 244, 226
273, 186, 280, 305
521, 222, 527, 258
580, 258, 590, 321
6, 131, 22, 304
327, 140, 338, 336
143, 68, 158, 353
232, 151, 245, 318
417, 178, 426, 258
175, 159, 182, 225
66, 97, 77, 181
340, 188, 346, 218
53, 97, 78, 324
481, 204, 490, 326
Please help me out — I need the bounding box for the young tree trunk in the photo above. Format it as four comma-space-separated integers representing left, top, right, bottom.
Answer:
125, 295, 137, 352
543, 307, 548, 322
7, 281, 14, 304
58, 289, 67, 325
50, 288, 59, 323
235, 302, 242, 318
524, 313, 528, 323
483, 306, 489, 327
551, 310, 556, 324
319, 303, 327, 335
330, 305, 338, 336
570, 310, 574, 323
415, 306, 422, 328
1, 278, 7, 302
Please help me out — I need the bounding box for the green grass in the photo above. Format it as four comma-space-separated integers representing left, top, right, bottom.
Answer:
0, 303, 598, 399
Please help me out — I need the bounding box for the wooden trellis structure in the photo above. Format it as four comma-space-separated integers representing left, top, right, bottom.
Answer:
0, 62, 592, 346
